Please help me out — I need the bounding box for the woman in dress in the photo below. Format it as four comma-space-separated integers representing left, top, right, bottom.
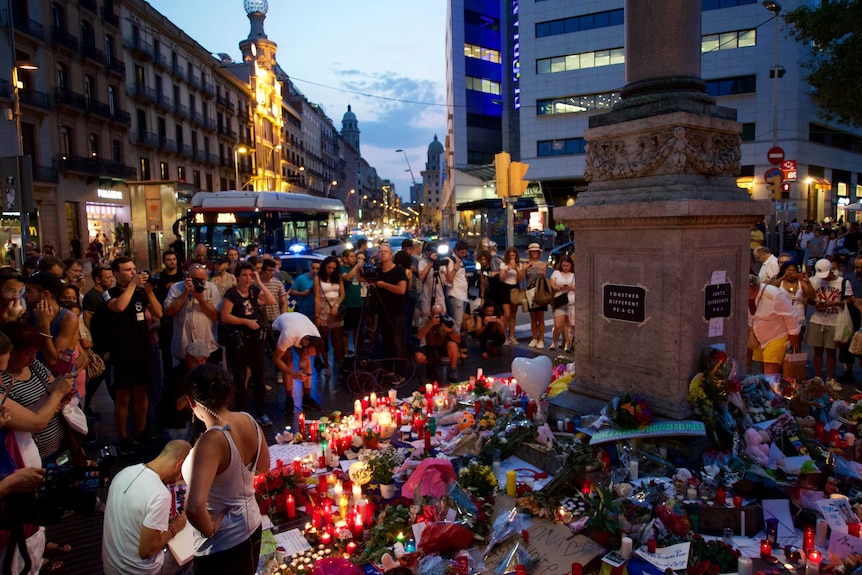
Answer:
523, 243, 548, 348
314, 256, 345, 376
500, 247, 522, 345
182, 364, 269, 575
549, 255, 575, 351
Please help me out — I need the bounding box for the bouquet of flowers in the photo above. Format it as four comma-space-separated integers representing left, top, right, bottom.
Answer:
409, 392, 428, 415
363, 444, 408, 486
254, 463, 310, 518
457, 460, 498, 499
688, 347, 738, 448
688, 535, 740, 575
605, 393, 652, 430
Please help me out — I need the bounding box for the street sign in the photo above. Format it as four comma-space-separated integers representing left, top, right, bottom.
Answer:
764, 167, 782, 181
767, 146, 785, 165
782, 159, 798, 181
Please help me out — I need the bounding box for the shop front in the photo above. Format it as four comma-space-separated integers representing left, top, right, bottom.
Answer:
85, 187, 131, 261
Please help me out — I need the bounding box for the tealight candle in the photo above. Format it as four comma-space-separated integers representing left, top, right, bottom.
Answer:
738, 557, 753, 575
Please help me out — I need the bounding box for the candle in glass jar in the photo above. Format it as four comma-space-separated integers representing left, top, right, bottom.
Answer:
339, 495, 348, 519
806, 550, 822, 575
312, 508, 322, 528
354, 400, 362, 418
370, 392, 377, 408
287, 494, 296, 518
760, 539, 772, 558
850, 523, 861, 538
353, 512, 363, 537
804, 525, 816, 551
686, 486, 698, 501
425, 383, 433, 394
320, 532, 331, 546
738, 557, 753, 575
323, 501, 333, 524
715, 486, 726, 505
310, 425, 318, 442
388, 389, 397, 403
346, 541, 357, 556
647, 539, 657, 553
293, 457, 302, 474
733, 494, 743, 507
333, 481, 343, 498
352, 483, 362, 502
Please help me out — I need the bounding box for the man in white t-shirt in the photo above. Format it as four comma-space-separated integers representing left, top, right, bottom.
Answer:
272, 312, 324, 414
443, 240, 470, 335
102, 440, 191, 575
806, 258, 852, 392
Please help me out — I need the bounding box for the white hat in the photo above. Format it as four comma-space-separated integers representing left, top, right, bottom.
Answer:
527, 243, 542, 252
814, 258, 832, 279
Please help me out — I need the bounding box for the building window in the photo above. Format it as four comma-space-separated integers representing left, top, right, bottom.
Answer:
464, 9, 499, 32
464, 43, 501, 63
107, 85, 116, 115
704, 75, 757, 97
56, 63, 68, 90
105, 34, 114, 62
60, 126, 72, 157
537, 91, 621, 115
702, 29, 756, 53
465, 76, 501, 95
111, 139, 121, 162
160, 161, 169, 179
206, 173, 213, 191
809, 123, 862, 152
193, 170, 201, 189
220, 176, 228, 191
178, 166, 186, 181
536, 9, 624, 38
88, 133, 99, 157
537, 138, 587, 157
741, 123, 756, 142
537, 48, 624, 75
140, 157, 151, 180
702, 0, 757, 11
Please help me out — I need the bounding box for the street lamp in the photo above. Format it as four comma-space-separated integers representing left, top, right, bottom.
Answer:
325, 180, 338, 198
234, 145, 248, 189
395, 149, 417, 190
12, 60, 38, 250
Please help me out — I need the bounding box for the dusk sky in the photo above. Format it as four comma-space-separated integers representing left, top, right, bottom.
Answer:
147, 0, 448, 200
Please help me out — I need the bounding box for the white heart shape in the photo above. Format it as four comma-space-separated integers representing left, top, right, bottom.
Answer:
511, 355, 553, 399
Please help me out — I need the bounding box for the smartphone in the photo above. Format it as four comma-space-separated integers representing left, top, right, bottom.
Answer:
0, 380, 15, 406
486, 316, 497, 323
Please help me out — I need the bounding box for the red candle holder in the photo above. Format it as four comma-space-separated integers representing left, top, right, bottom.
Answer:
760, 539, 772, 558
733, 494, 743, 507
803, 525, 815, 552
647, 539, 657, 553
850, 523, 862, 538
715, 486, 726, 505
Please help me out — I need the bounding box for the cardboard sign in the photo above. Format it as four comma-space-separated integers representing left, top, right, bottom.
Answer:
815, 497, 861, 534
828, 531, 862, 559
483, 500, 605, 575
634, 542, 691, 571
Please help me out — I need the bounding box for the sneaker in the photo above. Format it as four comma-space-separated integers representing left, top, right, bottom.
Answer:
118, 437, 136, 455
257, 414, 273, 427
826, 378, 844, 393
303, 395, 322, 411
448, 368, 460, 383
284, 395, 295, 415
528, 339, 538, 348
536, 340, 544, 349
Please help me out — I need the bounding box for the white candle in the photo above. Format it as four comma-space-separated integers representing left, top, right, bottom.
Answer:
425, 383, 433, 394
620, 537, 633, 560
370, 411, 378, 424
740, 510, 745, 537
370, 392, 377, 408
846, 432, 856, 447
388, 389, 397, 403
354, 400, 362, 418
686, 487, 698, 501
352, 484, 362, 502
629, 461, 639, 481
816, 519, 828, 547
738, 557, 753, 575
477, 368, 483, 378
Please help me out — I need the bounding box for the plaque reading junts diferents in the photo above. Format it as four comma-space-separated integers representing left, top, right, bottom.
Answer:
704, 283, 732, 320
602, 284, 646, 323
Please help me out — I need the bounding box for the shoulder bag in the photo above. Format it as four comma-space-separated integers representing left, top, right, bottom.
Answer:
533, 276, 554, 307
834, 279, 854, 344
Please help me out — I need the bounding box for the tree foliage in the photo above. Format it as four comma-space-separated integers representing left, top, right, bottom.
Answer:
785, 0, 862, 127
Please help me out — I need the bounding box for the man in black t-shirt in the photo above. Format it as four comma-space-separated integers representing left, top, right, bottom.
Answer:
373, 243, 407, 372
154, 250, 184, 375
105, 257, 163, 455
83, 265, 115, 413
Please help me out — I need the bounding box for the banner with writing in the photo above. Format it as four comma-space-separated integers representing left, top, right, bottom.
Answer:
590, 421, 706, 445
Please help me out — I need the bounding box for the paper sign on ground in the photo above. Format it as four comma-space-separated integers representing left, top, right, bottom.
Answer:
496, 455, 554, 491
268, 443, 323, 470
634, 542, 691, 571
828, 531, 862, 558
273, 528, 312, 557
762, 499, 795, 538
816, 497, 861, 533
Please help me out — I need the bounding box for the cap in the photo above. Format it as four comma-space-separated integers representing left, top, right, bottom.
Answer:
185, 342, 210, 358
527, 243, 542, 252
23, 272, 63, 298
814, 258, 832, 279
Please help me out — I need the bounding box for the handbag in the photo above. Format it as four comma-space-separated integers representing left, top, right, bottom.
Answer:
747, 328, 760, 350
835, 282, 854, 344
85, 348, 105, 380
533, 277, 554, 307
510, 287, 526, 306
782, 351, 808, 382
62, 395, 88, 435
850, 329, 862, 355
553, 294, 569, 309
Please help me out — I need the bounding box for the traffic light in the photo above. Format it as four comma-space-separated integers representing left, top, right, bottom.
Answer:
494, 152, 510, 198
509, 161, 530, 197
780, 181, 791, 200
765, 175, 781, 199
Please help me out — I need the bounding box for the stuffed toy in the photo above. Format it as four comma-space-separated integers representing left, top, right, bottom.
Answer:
744, 427, 770, 466
789, 378, 827, 419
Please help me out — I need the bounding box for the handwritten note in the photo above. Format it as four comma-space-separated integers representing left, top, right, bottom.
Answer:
268, 443, 322, 470
273, 528, 312, 557
634, 542, 691, 571
828, 531, 862, 558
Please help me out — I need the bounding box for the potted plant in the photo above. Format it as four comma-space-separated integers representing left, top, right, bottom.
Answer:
364, 445, 406, 499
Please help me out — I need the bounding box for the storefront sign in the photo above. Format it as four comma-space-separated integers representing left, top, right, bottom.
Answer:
97, 189, 124, 200
704, 283, 732, 319
602, 284, 646, 323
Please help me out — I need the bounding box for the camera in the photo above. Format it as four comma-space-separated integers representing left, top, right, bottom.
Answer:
437, 314, 455, 328
142, 270, 159, 285
362, 261, 382, 281
192, 277, 205, 293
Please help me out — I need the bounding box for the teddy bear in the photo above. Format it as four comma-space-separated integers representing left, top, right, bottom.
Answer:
789, 378, 827, 419
744, 427, 770, 466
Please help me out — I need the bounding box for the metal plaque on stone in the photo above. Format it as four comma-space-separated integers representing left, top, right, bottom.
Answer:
704, 283, 732, 320
602, 284, 646, 323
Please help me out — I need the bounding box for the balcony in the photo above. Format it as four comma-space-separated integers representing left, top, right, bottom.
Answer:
58, 155, 136, 179
18, 88, 51, 110
215, 94, 234, 112
173, 103, 188, 119
33, 166, 58, 183
191, 110, 203, 126
79, 0, 97, 14
54, 88, 87, 110
159, 138, 176, 153
128, 83, 156, 103
106, 56, 125, 77
50, 27, 78, 53
101, 6, 119, 28
112, 109, 131, 125
188, 74, 201, 92
217, 125, 236, 139
178, 144, 192, 158
124, 35, 154, 60
203, 117, 216, 131
86, 98, 114, 120
81, 42, 105, 65
207, 153, 220, 165
156, 93, 172, 111
194, 148, 206, 162
201, 80, 214, 96
135, 131, 159, 148
171, 64, 186, 82
13, 15, 44, 41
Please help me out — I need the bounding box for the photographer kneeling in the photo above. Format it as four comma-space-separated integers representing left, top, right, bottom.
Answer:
474, 300, 506, 359
414, 303, 460, 383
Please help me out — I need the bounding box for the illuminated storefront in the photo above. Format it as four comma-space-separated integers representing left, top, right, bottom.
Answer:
86, 188, 131, 252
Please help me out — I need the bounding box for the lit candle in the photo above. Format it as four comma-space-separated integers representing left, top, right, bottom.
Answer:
346, 542, 357, 556
804, 525, 815, 552
287, 494, 296, 518
621, 536, 633, 560
506, 470, 517, 497
298, 412, 306, 432
353, 512, 363, 537
354, 399, 362, 418
647, 539, 657, 554
806, 550, 821, 575
321, 440, 328, 457
733, 494, 743, 507
582, 481, 591, 495
333, 481, 343, 498
816, 519, 828, 547
388, 389, 397, 403
738, 557, 753, 575
352, 483, 362, 502
310, 425, 318, 442
362, 396, 369, 410
312, 507, 322, 528
425, 383, 433, 395
850, 523, 862, 538
432, 382, 438, 393
686, 486, 698, 501
339, 495, 348, 519
323, 501, 333, 525
760, 539, 772, 559
396, 532, 406, 544
715, 486, 726, 505
293, 457, 302, 474
370, 392, 377, 408
320, 532, 332, 546
477, 368, 483, 378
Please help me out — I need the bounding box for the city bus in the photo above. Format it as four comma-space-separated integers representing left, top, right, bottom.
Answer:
186, 191, 348, 256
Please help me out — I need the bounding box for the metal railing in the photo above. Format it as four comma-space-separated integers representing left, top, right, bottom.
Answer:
58, 155, 136, 179
34, 166, 58, 183
50, 27, 79, 52
81, 42, 105, 65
